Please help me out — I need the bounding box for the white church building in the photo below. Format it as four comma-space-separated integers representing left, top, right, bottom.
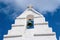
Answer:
4, 6, 57, 40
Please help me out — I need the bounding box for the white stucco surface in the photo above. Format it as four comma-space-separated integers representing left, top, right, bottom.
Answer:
4, 8, 56, 40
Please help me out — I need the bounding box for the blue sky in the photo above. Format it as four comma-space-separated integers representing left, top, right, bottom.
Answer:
2, 0, 60, 12
0, 0, 60, 40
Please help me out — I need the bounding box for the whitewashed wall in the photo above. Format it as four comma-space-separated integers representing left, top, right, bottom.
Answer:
4, 8, 57, 40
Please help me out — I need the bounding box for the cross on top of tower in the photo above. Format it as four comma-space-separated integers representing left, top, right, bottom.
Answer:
27, 5, 33, 9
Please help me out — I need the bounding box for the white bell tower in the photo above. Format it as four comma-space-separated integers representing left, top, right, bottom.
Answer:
4, 5, 57, 40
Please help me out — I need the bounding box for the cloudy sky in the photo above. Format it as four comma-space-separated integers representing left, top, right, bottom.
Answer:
0, 0, 60, 40
0, 0, 60, 19
1, 0, 60, 12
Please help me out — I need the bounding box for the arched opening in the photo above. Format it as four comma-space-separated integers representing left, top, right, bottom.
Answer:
26, 15, 34, 29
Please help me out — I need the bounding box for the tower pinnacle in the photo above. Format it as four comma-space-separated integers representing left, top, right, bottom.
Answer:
27, 5, 33, 9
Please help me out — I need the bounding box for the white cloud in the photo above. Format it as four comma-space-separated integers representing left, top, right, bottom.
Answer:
14, 0, 60, 12
1, 0, 60, 12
